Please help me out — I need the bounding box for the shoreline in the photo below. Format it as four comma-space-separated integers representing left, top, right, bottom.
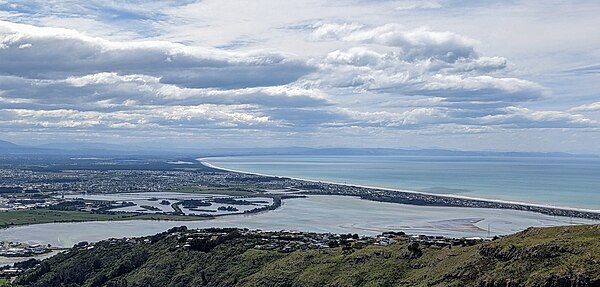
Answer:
198, 157, 600, 216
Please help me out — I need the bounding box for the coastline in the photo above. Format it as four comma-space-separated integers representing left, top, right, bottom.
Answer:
198, 157, 600, 215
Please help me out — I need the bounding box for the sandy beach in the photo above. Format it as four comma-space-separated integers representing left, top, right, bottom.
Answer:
199, 157, 600, 214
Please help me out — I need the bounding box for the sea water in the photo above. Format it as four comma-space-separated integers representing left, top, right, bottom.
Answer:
203, 155, 600, 210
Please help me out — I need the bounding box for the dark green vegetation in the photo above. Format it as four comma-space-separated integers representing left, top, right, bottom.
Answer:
0, 210, 208, 228
13, 224, 600, 287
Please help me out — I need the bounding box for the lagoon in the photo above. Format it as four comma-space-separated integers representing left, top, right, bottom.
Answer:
0, 195, 595, 249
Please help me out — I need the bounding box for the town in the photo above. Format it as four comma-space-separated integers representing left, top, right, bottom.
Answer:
0, 241, 53, 258
1, 226, 490, 278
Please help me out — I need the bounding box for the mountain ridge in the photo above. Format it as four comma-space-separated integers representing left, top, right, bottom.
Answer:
13, 224, 600, 287
1, 139, 597, 158
0, 140, 17, 148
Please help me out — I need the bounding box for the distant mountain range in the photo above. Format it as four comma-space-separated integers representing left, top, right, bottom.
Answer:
0, 139, 152, 156
0, 139, 58, 155
179, 147, 594, 158
0, 139, 596, 158
0, 139, 18, 148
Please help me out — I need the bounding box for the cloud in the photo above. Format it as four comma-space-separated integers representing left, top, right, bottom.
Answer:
310, 22, 364, 41
337, 105, 595, 130
0, 21, 314, 89
394, 1, 443, 11
0, 0, 197, 37
309, 46, 542, 104
0, 17, 597, 147
312, 23, 478, 62
0, 105, 277, 131
413, 75, 544, 102
340, 107, 450, 127
564, 64, 600, 75
569, 101, 600, 112
443, 57, 507, 73
0, 73, 332, 113
323, 47, 386, 67
475, 107, 595, 128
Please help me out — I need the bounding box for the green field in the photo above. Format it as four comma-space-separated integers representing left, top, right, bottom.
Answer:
0, 209, 210, 228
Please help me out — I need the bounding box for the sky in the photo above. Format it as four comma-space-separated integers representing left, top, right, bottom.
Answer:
0, 0, 599, 152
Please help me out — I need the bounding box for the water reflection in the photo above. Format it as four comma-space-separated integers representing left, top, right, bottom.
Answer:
0, 195, 596, 248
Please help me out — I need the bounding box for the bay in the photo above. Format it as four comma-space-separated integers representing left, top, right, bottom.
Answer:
203, 155, 600, 210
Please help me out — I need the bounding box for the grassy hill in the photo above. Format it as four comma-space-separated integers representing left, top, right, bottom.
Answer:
13, 224, 600, 287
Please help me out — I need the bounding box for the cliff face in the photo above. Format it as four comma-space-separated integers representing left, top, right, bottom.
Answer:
14, 225, 600, 287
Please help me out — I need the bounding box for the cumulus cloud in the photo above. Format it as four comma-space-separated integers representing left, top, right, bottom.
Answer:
306, 25, 527, 106
0, 105, 277, 131
0, 18, 596, 145
323, 47, 386, 67
312, 23, 477, 62
0, 21, 313, 89
309, 46, 542, 104
0, 73, 330, 110
310, 23, 364, 41
0, 21, 336, 132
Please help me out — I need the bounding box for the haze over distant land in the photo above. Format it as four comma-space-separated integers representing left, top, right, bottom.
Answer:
1, 1, 600, 153
1, 139, 597, 158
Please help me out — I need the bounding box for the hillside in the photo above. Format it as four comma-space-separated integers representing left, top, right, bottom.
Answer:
13, 224, 600, 287
0, 140, 17, 148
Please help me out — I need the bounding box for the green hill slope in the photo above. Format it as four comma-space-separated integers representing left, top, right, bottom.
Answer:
14, 224, 600, 287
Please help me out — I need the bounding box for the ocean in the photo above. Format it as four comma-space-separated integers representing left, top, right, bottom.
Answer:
203, 155, 600, 210
2, 155, 598, 254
